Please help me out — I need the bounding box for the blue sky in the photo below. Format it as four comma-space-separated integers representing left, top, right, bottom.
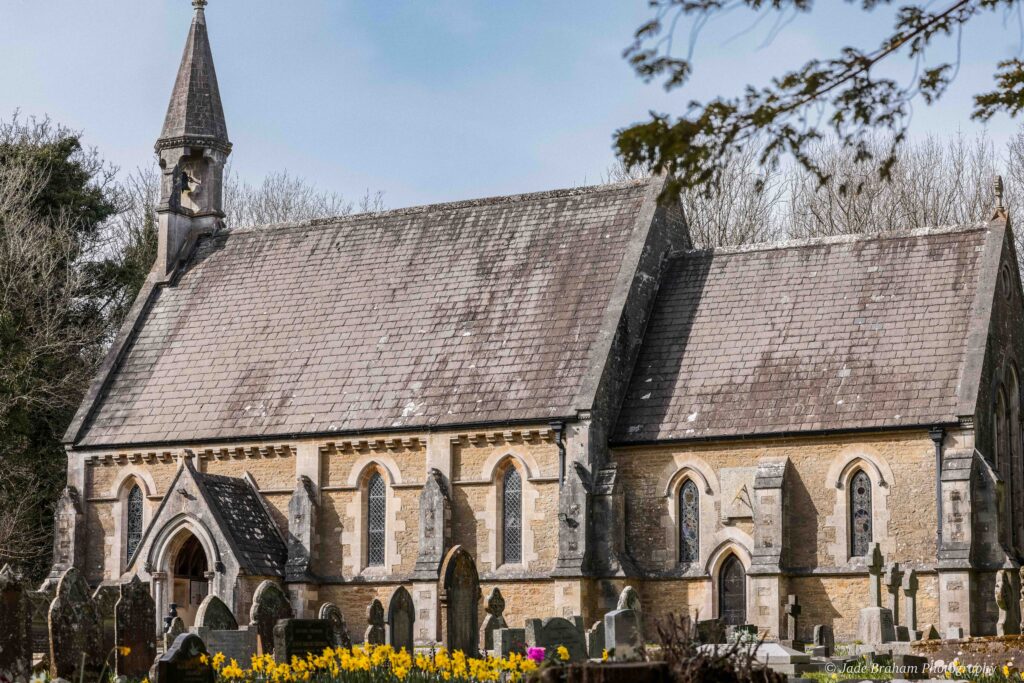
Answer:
2, 1, 1024, 208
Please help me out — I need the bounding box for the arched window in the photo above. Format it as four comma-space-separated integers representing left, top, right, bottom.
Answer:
367, 473, 386, 567
126, 484, 144, 562
995, 387, 1008, 468
679, 479, 700, 563
849, 470, 873, 557
502, 467, 523, 564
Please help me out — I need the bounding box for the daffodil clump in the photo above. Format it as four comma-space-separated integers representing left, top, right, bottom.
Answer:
189, 644, 541, 683
940, 658, 1024, 683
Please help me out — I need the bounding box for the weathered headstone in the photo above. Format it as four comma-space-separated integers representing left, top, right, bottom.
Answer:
604, 610, 641, 661
812, 624, 834, 657
946, 626, 964, 640
273, 619, 333, 663
494, 628, 527, 659
365, 599, 385, 645
480, 588, 507, 652
195, 594, 237, 631
857, 605, 895, 645
249, 580, 294, 655
892, 653, 929, 680
696, 619, 725, 644
884, 563, 903, 625
115, 575, 157, 678
91, 584, 119, 660
441, 546, 480, 656
387, 586, 415, 652
525, 617, 587, 662
616, 587, 643, 639
781, 594, 804, 650
0, 565, 31, 683
585, 620, 605, 660
155, 633, 214, 683
165, 617, 186, 651
28, 589, 51, 664
47, 567, 102, 681
318, 602, 351, 649
203, 627, 258, 667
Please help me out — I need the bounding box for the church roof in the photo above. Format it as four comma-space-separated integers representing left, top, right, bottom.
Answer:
613, 223, 999, 443
71, 179, 667, 447
157, 2, 229, 153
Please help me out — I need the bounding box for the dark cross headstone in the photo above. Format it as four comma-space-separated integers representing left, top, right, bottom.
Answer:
585, 620, 605, 660
318, 602, 351, 649
47, 567, 102, 681
91, 584, 119, 661
616, 587, 643, 640
387, 586, 415, 652
116, 576, 157, 678
0, 564, 31, 683
525, 617, 587, 662
155, 633, 214, 683
365, 599, 385, 645
781, 594, 804, 649
195, 594, 237, 631
249, 580, 294, 655
273, 619, 333, 663
480, 588, 508, 652
441, 546, 480, 656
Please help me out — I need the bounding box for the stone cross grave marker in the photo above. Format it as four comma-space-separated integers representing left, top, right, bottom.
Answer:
48, 567, 102, 681
155, 633, 214, 683
365, 599, 385, 645
604, 609, 641, 661
0, 564, 31, 683
318, 602, 351, 649
249, 580, 294, 655
387, 586, 415, 652
868, 544, 884, 608
273, 619, 333, 663
783, 594, 801, 646
884, 563, 903, 624
585, 620, 605, 660
480, 588, 507, 652
616, 587, 643, 640
92, 584, 119, 659
902, 569, 919, 634
116, 575, 157, 678
195, 594, 237, 631
525, 617, 587, 662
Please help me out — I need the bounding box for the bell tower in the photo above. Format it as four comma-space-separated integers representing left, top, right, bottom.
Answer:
155, 0, 231, 280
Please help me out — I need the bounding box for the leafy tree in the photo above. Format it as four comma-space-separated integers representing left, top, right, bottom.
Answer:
615, 1, 1024, 199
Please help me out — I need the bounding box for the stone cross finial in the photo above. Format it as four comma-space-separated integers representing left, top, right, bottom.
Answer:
193, 0, 208, 9
995, 175, 1006, 212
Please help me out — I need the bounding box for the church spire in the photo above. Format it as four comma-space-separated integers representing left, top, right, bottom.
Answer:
154, 0, 231, 281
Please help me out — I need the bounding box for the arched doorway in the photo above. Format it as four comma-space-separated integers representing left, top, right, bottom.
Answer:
170, 533, 209, 626
718, 554, 747, 626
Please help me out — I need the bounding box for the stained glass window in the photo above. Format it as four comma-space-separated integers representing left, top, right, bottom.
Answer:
126, 484, 143, 562
503, 467, 522, 564
367, 473, 386, 567
850, 470, 873, 557
679, 479, 699, 563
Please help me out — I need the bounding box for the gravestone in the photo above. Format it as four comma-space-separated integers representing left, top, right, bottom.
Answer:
155, 633, 214, 683
203, 627, 258, 667
696, 619, 725, 644
525, 617, 587, 662
902, 569, 919, 637
867, 544, 884, 607
884, 563, 903, 625
318, 602, 351, 648
365, 599, 385, 645
28, 589, 51, 664
616, 587, 643, 639
47, 567, 102, 681
195, 594, 237, 630
480, 588, 507, 652
812, 624, 834, 657
387, 587, 415, 652
165, 617, 186, 651
946, 626, 964, 640
273, 619, 333, 663
91, 584, 119, 660
115, 575, 157, 678
781, 594, 804, 650
892, 653, 929, 680
995, 568, 1018, 635
441, 546, 480, 656
494, 628, 526, 658
0, 564, 31, 683
857, 605, 895, 645
585, 620, 605, 660
604, 610, 641, 661
249, 580, 294, 655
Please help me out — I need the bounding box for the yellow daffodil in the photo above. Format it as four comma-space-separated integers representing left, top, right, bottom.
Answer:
557, 645, 570, 661
602, 649, 609, 662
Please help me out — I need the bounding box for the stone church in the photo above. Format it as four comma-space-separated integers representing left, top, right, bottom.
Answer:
49, 0, 1024, 644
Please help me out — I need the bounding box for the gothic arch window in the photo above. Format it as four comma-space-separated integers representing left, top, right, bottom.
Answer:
501, 467, 523, 565
679, 479, 700, 563
849, 470, 873, 557
995, 386, 1008, 469
367, 472, 386, 567
125, 484, 144, 563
